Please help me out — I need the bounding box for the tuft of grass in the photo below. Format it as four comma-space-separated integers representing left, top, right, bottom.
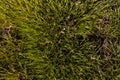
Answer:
0, 0, 120, 80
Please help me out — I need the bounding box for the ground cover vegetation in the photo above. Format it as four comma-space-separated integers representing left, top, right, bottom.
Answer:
0, 0, 120, 80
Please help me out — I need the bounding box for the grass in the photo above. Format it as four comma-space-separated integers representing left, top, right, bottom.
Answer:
0, 0, 120, 80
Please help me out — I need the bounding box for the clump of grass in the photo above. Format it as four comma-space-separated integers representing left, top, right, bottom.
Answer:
0, 0, 120, 80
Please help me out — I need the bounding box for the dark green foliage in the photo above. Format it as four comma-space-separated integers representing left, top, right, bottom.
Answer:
0, 0, 120, 80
